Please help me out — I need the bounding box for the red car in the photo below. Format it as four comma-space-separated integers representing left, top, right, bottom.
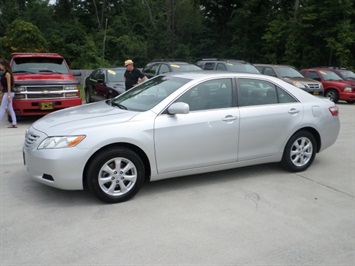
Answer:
10, 52, 82, 119
300, 68, 355, 104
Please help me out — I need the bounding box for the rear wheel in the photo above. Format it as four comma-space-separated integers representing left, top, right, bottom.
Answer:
281, 130, 316, 172
325, 89, 339, 103
86, 147, 145, 203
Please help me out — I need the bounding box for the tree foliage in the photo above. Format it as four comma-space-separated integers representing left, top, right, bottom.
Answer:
0, 0, 354, 69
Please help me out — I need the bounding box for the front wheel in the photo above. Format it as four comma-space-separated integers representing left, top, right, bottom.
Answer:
86, 147, 145, 203
281, 131, 316, 172
325, 89, 339, 103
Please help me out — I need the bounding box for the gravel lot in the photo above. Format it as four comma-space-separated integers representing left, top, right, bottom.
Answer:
1, 103, 354, 265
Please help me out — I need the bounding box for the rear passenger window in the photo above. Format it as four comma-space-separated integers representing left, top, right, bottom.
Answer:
238, 78, 296, 106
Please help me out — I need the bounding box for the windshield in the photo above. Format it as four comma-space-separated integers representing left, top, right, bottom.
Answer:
171, 64, 202, 72
276, 67, 304, 78
319, 70, 342, 81
12, 57, 70, 74
110, 75, 190, 111
339, 70, 355, 80
228, 63, 260, 74
107, 68, 125, 82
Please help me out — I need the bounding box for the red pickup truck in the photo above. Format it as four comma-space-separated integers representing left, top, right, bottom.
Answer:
300, 68, 355, 104
9, 52, 82, 119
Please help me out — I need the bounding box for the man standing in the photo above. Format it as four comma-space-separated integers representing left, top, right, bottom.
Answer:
124, 59, 146, 90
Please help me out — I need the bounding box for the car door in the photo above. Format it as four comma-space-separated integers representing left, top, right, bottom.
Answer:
237, 78, 303, 161
154, 78, 239, 174
91, 69, 108, 101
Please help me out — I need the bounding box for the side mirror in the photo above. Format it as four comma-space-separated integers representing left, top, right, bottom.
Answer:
72, 70, 82, 76
167, 102, 189, 115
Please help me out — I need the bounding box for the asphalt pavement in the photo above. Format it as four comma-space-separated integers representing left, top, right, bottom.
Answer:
0, 103, 354, 265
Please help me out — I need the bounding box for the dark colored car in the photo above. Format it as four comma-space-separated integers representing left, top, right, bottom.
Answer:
196, 58, 260, 74
142, 60, 202, 78
316, 67, 355, 81
254, 64, 323, 96
300, 68, 355, 103
84, 67, 126, 103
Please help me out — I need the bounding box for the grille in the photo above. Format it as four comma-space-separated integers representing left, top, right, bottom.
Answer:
27, 86, 63, 91
27, 94, 63, 99
24, 132, 40, 148
308, 84, 321, 89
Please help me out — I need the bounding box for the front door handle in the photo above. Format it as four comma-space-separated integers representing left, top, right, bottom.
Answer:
288, 108, 300, 115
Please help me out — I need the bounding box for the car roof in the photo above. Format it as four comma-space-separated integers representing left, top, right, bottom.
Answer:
301, 68, 334, 72
98, 67, 126, 70
254, 64, 295, 68
197, 58, 247, 63
11, 52, 63, 59
164, 71, 269, 80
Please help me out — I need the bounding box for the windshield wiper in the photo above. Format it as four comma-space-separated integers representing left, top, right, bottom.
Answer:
111, 101, 127, 110
13, 70, 35, 74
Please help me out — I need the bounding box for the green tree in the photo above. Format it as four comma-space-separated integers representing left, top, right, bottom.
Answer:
0, 19, 48, 56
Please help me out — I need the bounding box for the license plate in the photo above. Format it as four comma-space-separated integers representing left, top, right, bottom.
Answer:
313, 91, 319, 95
40, 102, 54, 110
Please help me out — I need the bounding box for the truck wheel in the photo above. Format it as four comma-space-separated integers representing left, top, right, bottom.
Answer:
325, 89, 339, 103
86, 146, 145, 203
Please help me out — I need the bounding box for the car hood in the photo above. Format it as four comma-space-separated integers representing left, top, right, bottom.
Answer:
14, 73, 77, 81
108, 81, 126, 91
32, 101, 138, 135
284, 77, 320, 84
323, 79, 355, 86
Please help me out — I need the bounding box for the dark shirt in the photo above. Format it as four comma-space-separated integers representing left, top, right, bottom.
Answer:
1, 71, 14, 93
124, 68, 145, 90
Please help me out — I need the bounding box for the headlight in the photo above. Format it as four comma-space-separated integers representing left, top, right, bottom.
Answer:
292, 81, 306, 89
64, 85, 78, 90
344, 86, 352, 93
38, 135, 86, 149
13, 86, 26, 92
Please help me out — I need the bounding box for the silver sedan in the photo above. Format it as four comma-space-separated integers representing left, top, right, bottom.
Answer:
23, 72, 340, 203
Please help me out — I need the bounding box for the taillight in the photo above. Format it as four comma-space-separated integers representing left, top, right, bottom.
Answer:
329, 106, 339, 116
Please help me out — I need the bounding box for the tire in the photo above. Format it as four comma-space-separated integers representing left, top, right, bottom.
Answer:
346, 100, 355, 104
281, 130, 316, 172
85, 88, 91, 103
86, 147, 145, 203
325, 89, 339, 103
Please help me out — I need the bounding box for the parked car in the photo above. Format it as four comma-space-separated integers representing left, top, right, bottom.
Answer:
254, 64, 323, 96
84, 67, 126, 103
316, 67, 355, 81
196, 58, 260, 74
300, 68, 355, 103
23, 72, 340, 203
142, 59, 202, 78
10, 52, 82, 119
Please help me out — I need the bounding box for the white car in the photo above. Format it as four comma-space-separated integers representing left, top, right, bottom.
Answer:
23, 72, 340, 203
